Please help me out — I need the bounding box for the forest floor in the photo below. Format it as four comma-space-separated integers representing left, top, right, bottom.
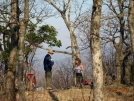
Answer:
24, 83, 134, 101
0, 84, 134, 101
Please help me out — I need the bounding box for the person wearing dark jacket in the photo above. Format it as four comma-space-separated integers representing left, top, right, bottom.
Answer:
43, 49, 54, 90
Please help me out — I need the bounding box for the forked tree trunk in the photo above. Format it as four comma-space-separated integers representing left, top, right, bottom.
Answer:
44, 0, 81, 86
89, 0, 103, 101
60, 0, 80, 85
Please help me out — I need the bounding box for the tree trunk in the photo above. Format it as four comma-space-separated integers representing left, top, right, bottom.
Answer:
5, 70, 15, 101
115, 49, 122, 84
61, 13, 79, 85
17, 21, 26, 101
89, 0, 103, 101
9, 0, 19, 73
114, 15, 124, 84
44, 0, 81, 86
5, 0, 19, 100
60, 0, 80, 85
124, 60, 131, 85
128, 0, 134, 53
18, 0, 29, 101
61, 14, 81, 59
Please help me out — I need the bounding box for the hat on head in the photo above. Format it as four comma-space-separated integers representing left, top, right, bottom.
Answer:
48, 49, 54, 54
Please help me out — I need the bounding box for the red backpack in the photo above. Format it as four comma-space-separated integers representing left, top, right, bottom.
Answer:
84, 81, 89, 85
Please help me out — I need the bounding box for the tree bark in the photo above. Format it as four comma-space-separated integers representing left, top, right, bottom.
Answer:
61, 14, 81, 59
9, 0, 19, 73
5, 70, 15, 101
124, 59, 131, 84
89, 0, 104, 101
128, 0, 134, 53
5, 0, 19, 100
114, 14, 124, 84
18, 0, 29, 100
115, 50, 122, 84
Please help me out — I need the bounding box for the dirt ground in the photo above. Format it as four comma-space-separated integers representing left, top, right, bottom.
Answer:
24, 85, 134, 101
25, 88, 92, 101
0, 85, 134, 101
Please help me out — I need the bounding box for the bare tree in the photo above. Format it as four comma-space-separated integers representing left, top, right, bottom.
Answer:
44, 0, 81, 58
43, 0, 89, 85
102, 0, 131, 84
89, 0, 104, 101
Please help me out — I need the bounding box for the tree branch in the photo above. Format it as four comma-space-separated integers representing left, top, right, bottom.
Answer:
45, 0, 62, 13
38, 45, 76, 56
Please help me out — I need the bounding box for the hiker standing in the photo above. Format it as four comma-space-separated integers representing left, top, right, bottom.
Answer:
43, 49, 54, 90
75, 58, 84, 88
